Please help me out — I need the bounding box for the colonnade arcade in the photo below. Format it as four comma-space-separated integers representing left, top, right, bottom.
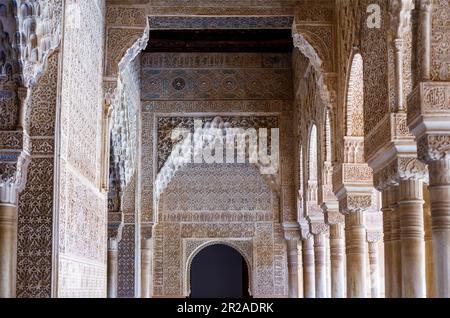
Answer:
0, 0, 449, 298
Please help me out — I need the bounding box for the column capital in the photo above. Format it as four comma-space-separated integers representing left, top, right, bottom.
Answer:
339, 193, 373, 215
108, 211, 124, 245
310, 222, 329, 236
0, 144, 29, 204
367, 230, 383, 243
417, 134, 450, 163
323, 207, 344, 225
108, 237, 119, 250
141, 222, 154, 240
283, 221, 301, 241
428, 159, 450, 186
374, 157, 428, 191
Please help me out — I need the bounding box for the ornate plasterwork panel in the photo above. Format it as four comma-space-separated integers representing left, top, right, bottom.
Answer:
160, 163, 273, 218
118, 224, 136, 298
16, 52, 58, 298
361, 0, 390, 136
57, 0, 107, 297
431, 0, 450, 81
346, 54, 364, 137
116, 174, 137, 298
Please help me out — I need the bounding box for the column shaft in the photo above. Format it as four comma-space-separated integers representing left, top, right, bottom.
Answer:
314, 232, 327, 298
107, 244, 119, 298
297, 241, 304, 298
302, 236, 315, 298
399, 179, 426, 297
329, 223, 345, 298
382, 189, 393, 297
390, 187, 403, 297
0, 203, 17, 298
429, 160, 450, 297
423, 185, 436, 297
345, 211, 367, 298
368, 241, 380, 298
141, 238, 153, 298
286, 239, 299, 298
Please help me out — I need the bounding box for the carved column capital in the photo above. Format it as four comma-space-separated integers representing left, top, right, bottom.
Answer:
367, 230, 383, 243
310, 222, 329, 236
108, 211, 124, 245
283, 221, 301, 240
0, 148, 29, 204
417, 134, 450, 163
374, 157, 428, 191
339, 193, 373, 215
108, 237, 119, 250
324, 209, 345, 225
141, 222, 154, 240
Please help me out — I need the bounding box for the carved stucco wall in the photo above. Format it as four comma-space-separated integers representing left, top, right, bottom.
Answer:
431, 0, 450, 81
118, 175, 137, 298
57, 0, 107, 297
16, 52, 59, 298
139, 52, 292, 297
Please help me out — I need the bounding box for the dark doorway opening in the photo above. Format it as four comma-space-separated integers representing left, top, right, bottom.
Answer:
190, 244, 250, 298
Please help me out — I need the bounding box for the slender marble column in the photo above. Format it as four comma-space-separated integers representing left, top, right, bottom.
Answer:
107, 239, 119, 298
314, 232, 327, 298
297, 241, 304, 298
345, 211, 367, 298
367, 235, 381, 298
382, 189, 393, 297
286, 239, 299, 298
398, 179, 426, 297
428, 160, 450, 297
302, 236, 315, 298
423, 185, 435, 297
390, 186, 403, 297
0, 202, 17, 298
141, 238, 153, 298
329, 223, 345, 298
325, 236, 331, 298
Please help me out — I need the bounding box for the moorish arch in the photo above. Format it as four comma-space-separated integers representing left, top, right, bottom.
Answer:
154, 161, 286, 297
185, 241, 252, 298
104, 12, 332, 298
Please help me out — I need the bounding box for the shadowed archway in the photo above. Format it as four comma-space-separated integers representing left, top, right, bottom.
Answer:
190, 244, 250, 298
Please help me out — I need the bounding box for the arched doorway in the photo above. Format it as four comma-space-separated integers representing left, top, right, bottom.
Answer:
190, 244, 250, 298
